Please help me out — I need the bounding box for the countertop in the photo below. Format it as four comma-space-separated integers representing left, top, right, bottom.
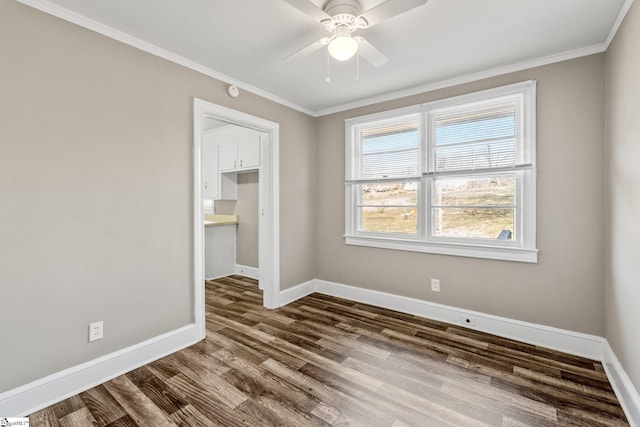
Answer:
204, 214, 238, 227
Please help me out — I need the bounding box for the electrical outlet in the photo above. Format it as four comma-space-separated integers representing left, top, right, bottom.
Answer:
458, 315, 477, 327
431, 278, 440, 292
89, 321, 103, 342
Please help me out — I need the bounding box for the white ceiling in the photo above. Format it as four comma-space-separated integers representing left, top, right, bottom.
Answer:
24, 0, 629, 115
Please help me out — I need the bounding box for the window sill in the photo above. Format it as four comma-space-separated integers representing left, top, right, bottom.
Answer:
344, 235, 538, 263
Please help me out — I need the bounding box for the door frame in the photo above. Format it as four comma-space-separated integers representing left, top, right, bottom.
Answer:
193, 98, 280, 339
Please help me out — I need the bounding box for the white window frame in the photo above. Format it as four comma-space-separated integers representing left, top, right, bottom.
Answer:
346, 108, 423, 241
345, 81, 538, 263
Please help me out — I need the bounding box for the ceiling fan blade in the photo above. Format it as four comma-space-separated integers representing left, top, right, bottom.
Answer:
355, 37, 389, 67
282, 0, 331, 22
283, 37, 331, 61
359, 0, 428, 27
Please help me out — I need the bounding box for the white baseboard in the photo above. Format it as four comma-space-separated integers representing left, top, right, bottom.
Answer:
603, 342, 640, 427
314, 279, 604, 360
235, 264, 260, 280
278, 279, 316, 307
278, 278, 607, 360
205, 273, 234, 281
0, 324, 201, 417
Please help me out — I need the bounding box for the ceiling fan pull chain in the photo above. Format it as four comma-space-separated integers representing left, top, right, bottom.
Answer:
356, 52, 360, 82
326, 48, 331, 83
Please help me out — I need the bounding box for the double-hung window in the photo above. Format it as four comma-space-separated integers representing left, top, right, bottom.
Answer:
345, 81, 537, 262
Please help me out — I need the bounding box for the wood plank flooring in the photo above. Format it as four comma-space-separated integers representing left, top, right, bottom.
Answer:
29, 275, 629, 426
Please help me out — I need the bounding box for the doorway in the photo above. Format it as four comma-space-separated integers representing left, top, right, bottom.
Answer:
193, 98, 280, 339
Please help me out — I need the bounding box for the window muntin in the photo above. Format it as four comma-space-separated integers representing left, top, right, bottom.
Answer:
345, 81, 537, 262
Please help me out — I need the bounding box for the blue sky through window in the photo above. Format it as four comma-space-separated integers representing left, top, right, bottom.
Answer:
436, 112, 515, 145
362, 128, 419, 153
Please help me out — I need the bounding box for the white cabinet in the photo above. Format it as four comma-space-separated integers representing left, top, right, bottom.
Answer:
219, 132, 261, 172
219, 140, 237, 172
237, 133, 261, 169
204, 224, 236, 279
204, 126, 262, 201
203, 131, 219, 199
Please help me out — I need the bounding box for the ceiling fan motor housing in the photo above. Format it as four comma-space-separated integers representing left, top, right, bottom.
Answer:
282, 0, 424, 67
322, 0, 368, 32
324, 0, 361, 17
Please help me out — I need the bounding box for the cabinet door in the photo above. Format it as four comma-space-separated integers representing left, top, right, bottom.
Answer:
237, 134, 260, 169
202, 133, 219, 199
219, 140, 238, 172
205, 225, 236, 279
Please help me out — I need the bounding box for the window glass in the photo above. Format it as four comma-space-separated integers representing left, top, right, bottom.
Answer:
358, 182, 417, 234
432, 175, 515, 240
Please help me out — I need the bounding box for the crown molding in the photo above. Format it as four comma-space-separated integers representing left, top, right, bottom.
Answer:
15, 0, 315, 117
313, 43, 606, 116
312, 0, 635, 116
605, 0, 635, 47
16, 0, 634, 118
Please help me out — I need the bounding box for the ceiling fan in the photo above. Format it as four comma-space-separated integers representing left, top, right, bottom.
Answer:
283, 0, 428, 67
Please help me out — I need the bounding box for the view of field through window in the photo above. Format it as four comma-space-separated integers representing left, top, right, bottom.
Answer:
359, 176, 515, 239
360, 182, 418, 234
433, 174, 515, 239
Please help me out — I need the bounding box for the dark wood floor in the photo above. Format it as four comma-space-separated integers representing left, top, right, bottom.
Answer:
30, 275, 628, 426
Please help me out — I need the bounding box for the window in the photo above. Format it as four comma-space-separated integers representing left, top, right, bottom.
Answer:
356, 117, 420, 236
345, 81, 537, 262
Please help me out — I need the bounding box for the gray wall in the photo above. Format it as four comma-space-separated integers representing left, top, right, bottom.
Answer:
316, 54, 606, 335
605, 0, 640, 392
216, 171, 260, 268
5, 0, 636, 400
0, 1, 315, 393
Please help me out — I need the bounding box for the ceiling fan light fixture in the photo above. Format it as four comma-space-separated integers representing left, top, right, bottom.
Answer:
328, 26, 358, 61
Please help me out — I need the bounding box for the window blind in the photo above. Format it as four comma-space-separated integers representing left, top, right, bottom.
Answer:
428, 93, 533, 176
358, 121, 420, 180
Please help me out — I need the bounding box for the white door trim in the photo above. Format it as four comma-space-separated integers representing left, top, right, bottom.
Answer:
193, 99, 280, 338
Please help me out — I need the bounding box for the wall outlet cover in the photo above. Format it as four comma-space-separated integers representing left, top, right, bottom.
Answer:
89, 321, 103, 342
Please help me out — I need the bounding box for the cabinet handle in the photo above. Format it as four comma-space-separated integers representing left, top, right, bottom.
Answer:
204, 182, 208, 189
240, 160, 243, 167
234, 160, 237, 168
